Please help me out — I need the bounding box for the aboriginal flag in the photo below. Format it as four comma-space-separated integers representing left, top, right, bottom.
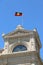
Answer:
15, 12, 22, 16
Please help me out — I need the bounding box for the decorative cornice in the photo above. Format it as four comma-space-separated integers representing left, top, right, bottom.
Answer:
0, 51, 37, 59
3, 32, 34, 39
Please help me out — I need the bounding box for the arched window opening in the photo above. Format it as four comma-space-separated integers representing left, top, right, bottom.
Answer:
13, 45, 27, 52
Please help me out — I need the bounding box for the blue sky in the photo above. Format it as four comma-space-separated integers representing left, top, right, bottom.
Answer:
0, 0, 43, 60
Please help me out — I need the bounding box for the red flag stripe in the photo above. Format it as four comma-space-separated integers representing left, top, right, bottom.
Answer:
15, 12, 22, 16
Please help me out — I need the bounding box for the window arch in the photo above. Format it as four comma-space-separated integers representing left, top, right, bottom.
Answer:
12, 45, 27, 52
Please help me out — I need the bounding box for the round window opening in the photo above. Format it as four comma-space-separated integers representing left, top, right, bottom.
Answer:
13, 45, 27, 52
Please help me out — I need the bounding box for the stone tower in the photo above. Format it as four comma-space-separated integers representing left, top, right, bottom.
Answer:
0, 25, 43, 65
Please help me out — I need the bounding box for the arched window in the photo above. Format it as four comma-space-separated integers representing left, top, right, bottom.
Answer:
13, 45, 27, 52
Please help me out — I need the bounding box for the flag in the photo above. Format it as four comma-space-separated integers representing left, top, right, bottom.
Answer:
15, 12, 22, 16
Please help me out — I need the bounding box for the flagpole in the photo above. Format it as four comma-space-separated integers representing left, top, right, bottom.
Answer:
15, 12, 23, 26
22, 14, 23, 26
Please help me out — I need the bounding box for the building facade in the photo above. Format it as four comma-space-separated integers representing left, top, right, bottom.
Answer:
0, 25, 43, 65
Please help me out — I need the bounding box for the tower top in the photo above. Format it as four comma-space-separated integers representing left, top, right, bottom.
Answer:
16, 25, 24, 30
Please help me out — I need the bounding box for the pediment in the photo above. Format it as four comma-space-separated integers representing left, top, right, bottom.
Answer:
2, 29, 31, 38
2, 25, 34, 39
